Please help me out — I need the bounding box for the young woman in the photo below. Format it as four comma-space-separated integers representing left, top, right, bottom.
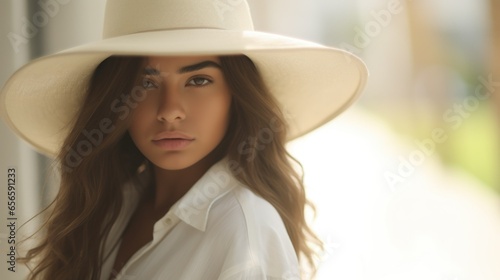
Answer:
1, 1, 367, 279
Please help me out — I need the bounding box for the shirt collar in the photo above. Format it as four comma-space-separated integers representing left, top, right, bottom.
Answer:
171, 157, 240, 231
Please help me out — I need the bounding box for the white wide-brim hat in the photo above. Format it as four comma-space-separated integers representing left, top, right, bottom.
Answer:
0, 0, 368, 157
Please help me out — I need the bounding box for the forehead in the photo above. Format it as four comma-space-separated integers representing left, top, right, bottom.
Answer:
145, 55, 221, 69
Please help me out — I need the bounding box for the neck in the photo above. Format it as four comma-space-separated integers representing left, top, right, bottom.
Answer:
149, 151, 224, 216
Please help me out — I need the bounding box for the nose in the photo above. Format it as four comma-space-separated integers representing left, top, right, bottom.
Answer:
156, 85, 186, 123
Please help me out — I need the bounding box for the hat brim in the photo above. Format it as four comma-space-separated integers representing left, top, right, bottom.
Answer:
1, 29, 368, 157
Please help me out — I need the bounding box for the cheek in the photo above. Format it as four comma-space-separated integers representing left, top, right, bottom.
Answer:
129, 100, 155, 137
209, 94, 231, 126
129, 109, 144, 134
193, 94, 231, 135
128, 116, 144, 146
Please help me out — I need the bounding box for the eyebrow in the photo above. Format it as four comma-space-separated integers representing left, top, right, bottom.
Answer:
178, 60, 222, 74
143, 60, 222, 76
144, 67, 160, 76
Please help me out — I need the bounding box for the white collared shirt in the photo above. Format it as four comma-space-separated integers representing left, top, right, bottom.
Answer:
99, 158, 300, 280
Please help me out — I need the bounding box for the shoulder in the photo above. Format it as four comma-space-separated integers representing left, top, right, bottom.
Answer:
205, 184, 300, 279
207, 183, 284, 236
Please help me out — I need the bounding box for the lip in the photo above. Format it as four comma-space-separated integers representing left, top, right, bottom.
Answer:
152, 131, 195, 150
152, 131, 195, 141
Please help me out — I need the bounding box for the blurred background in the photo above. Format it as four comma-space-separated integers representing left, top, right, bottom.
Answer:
1, 0, 499, 279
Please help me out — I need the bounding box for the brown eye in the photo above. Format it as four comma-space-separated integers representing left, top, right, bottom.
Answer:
142, 77, 158, 89
187, 77, 212, 87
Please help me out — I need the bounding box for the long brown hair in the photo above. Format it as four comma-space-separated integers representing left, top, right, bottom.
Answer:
20, 55, 322, 279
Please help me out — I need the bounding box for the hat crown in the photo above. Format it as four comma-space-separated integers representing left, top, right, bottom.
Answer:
102, 0, 254, 38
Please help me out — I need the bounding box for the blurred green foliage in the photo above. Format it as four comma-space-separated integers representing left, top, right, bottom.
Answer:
444, 103, 499, 191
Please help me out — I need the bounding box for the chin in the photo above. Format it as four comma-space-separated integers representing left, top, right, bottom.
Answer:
149, 149, 219, 171
151, 156, 198, 171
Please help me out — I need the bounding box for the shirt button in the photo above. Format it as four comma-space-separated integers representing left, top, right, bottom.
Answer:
164, 218, 172, 225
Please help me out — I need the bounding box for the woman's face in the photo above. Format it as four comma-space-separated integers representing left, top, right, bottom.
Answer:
128, 56, 232, 170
